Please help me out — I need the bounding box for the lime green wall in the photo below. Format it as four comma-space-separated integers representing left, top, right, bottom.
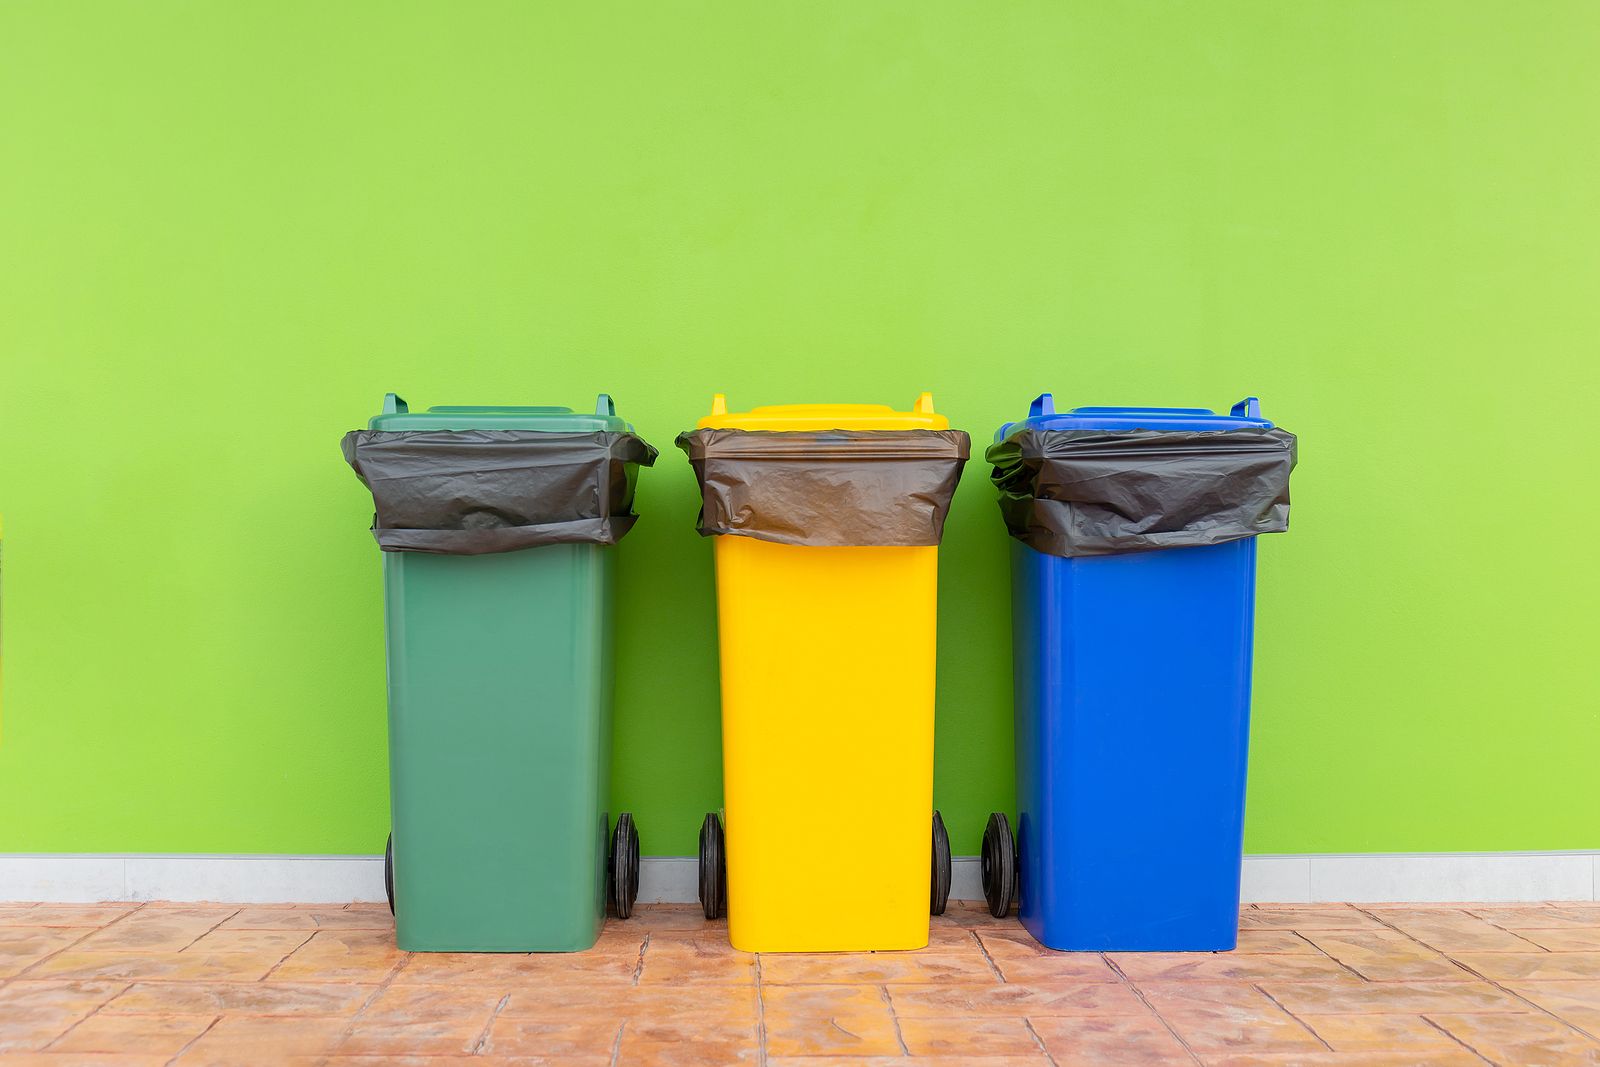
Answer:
2, 2, 1596, 858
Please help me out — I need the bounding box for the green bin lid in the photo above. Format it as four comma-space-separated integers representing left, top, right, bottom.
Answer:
367, 393, 631, 432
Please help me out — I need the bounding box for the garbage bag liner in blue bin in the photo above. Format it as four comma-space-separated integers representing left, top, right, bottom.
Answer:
984, 394, 1296, 952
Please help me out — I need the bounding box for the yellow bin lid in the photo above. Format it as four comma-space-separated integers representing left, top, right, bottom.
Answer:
696, 393, 948, 431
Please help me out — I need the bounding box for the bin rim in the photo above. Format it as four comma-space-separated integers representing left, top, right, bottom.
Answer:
697, 392, 949, 432
368, 392, 636, 433
997, 393, 1274, 441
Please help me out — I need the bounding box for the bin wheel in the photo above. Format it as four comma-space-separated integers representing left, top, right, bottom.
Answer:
698, 813, 726, 920
982, 812, 1017, 918
931, 811, 952, 915
611, 814, 640, 920
383, 833, 395, 916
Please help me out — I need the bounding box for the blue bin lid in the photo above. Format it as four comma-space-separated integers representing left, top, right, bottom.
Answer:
996, 394, 1275, 441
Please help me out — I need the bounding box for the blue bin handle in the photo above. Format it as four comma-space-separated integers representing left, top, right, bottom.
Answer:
1230, 396, 1262, 420
595, 393, 616, 417
382, 393, 408, 415
1030, 393, 1057, 417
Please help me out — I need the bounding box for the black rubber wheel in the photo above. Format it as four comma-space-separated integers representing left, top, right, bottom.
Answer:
611, 813, 640, 919
981, 812, 1017, 918
383, 833, 395, 916
931, 811, 952, 915
698, 812, 726, 920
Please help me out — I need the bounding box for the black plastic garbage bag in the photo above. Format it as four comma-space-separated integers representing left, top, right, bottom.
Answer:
676, 428, 970, 547
342, 429, 658, 554
988, 427, 1297, 557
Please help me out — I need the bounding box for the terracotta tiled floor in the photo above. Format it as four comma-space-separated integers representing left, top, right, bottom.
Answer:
2, 901, 1599, 1065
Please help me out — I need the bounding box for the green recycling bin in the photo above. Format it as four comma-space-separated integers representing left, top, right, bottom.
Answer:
342, 393, 657, 952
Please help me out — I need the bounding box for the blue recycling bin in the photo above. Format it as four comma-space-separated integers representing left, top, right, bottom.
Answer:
987, 394, 1294, 952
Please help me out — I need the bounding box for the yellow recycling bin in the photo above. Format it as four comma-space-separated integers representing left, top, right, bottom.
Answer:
678, 394, 970, 952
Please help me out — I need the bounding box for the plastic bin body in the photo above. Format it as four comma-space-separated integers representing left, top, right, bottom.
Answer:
370, 401, 624, 952
702, 401, 945, 953
1004, 403, 1273, 952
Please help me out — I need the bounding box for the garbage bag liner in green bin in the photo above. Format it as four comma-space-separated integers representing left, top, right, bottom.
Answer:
342, 393, 655, 952
342, 427, 657, 554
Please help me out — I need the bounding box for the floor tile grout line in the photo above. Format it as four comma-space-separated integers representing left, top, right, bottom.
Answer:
1253, 980, 1333, 1051
317, 950, 415, 1060
608, 1019, 626, 1067
37, 979, 137, 1053
1420, 1013, 1501, 1066
12, 901, 151, 981
1102, 954, 1204, 1066
162, 1011, 221, 1067
1453, 919, 1545, 954
348, 951, 411, 1020
468, 992, 511, 1054
876, 982, 909, 1056
1470, 909, 1554, 953
1356, 908, 1600, 1049
1356, 904, 1547, 956
1357, 908, 1600, 1046
1021, 1016, 1060, 1067
970, 929, 1007, 983
1289, 929, 1371, 982
1431, 956, 1600, 1046
753, 954, 768, 1067
256, 928, 320, 981
175, 907, 243, 954
631, 931, 650, 986
1318, 919, 1484, 983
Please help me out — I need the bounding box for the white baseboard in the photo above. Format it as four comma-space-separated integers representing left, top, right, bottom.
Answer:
641, 856, 979, 905
1, 852, 1594, 906
0, 854, 387, 905
1240, 851, 1597, 904
638, 857, 696, 904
